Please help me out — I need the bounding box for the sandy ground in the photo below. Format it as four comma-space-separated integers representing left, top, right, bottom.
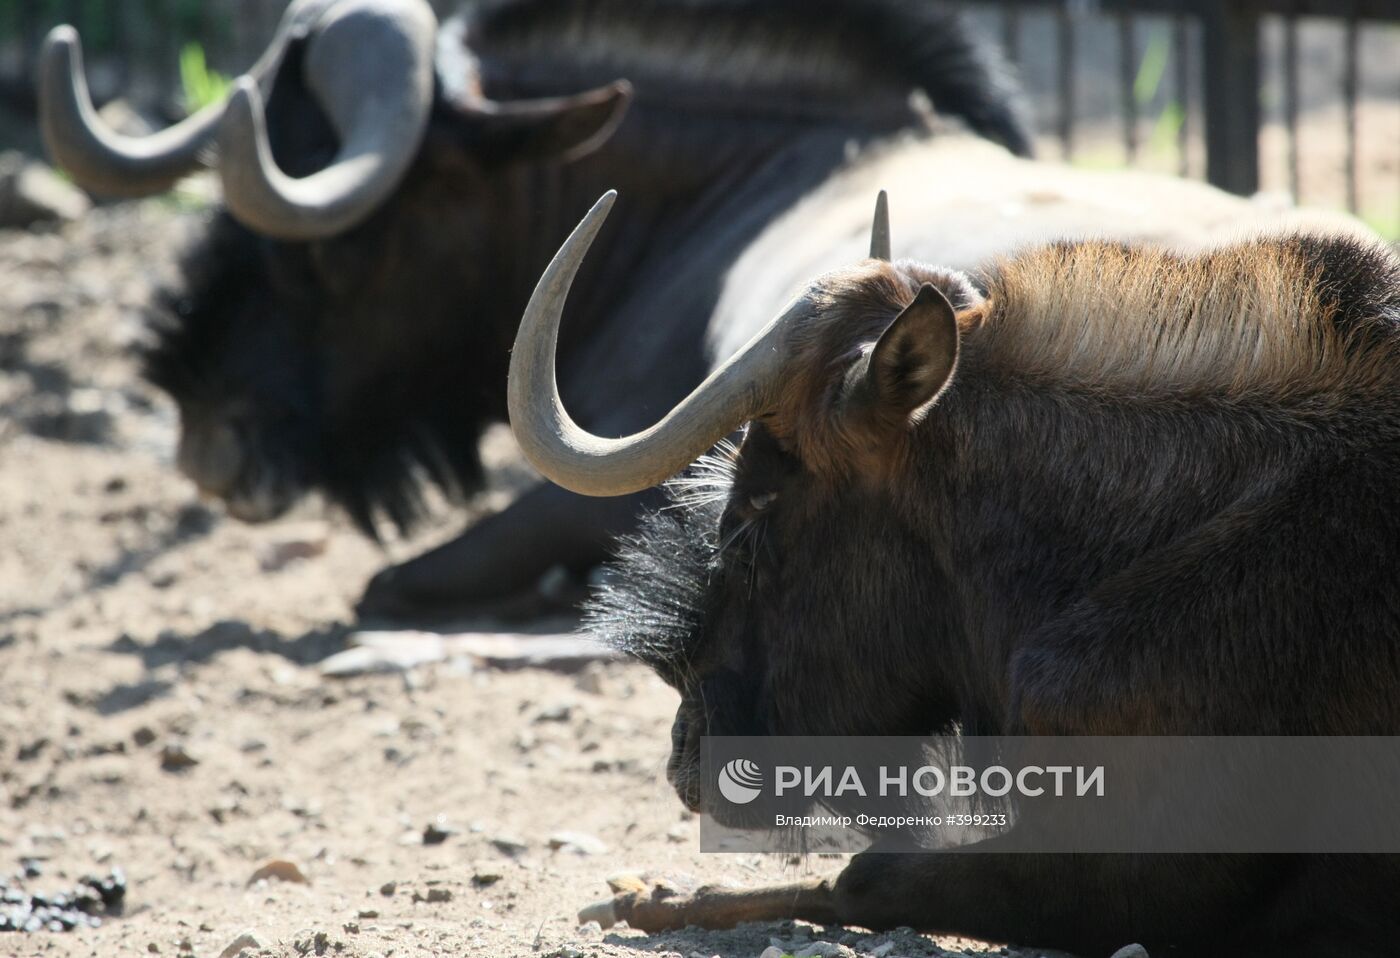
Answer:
0, 205, 1071, 958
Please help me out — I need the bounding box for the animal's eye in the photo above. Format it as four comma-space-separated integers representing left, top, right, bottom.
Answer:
748, 491, 778, 512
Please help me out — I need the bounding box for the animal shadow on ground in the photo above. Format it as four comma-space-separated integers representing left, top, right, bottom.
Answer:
86, 620, 353, 716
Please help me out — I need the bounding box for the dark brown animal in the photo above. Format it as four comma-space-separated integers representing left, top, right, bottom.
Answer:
42, 0, 1029, 619
508, 193, 1400, 957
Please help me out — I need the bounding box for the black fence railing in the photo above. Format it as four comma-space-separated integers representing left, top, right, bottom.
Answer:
1, 1, 1397, 225
974, 0, 1400, 209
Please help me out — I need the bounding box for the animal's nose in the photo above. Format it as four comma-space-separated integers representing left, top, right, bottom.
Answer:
176, 419, 244, 498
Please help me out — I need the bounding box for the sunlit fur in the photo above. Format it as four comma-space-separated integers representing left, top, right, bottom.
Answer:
983, 236, 1398, 398
766, 233, 1400, 481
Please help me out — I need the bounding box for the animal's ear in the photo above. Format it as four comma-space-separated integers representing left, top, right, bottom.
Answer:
867, 284, 960, 418
468, 81, 633, 163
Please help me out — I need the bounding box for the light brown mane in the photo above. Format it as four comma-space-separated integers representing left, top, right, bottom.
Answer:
977, 237, 1400, 400
767, 235, 1400, 480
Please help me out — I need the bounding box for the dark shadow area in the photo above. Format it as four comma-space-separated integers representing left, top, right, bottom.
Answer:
105, 619, 354, 672
0, 502, 219, 626
86, 678, 175, 716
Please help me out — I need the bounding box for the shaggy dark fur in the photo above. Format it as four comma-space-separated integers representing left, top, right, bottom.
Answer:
582, 232, 1400, 957
145, 0, 1030, 612
582, 484, 720, 681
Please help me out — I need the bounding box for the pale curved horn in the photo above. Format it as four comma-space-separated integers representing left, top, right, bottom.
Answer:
39, 26, 227, 196
218, 0, 437, 240
38, 0, 314, 198
870, 189, 891, 261
508, 192, 807, 497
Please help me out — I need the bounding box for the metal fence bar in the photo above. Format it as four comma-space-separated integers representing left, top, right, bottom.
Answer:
1003, 2, 1023, 62
1173, 13, 1190, 178
1118, 12, 1138, 163
1057, 1, 1076, 159
108, 1, 131, 89
1200, 3, 1263, 196
1283, 7, 1301, 201
1343, 7, 1361, 213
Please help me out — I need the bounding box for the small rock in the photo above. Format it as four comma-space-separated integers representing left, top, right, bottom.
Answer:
490, 835, 529, 858
533, 704, 573, 723
246, 859, 309, 886
158, 742, 198, 771
548, 831, 607, 856
257, 526, 329, 572
794, 943, 850, 958
574, 665, 606, 695
422, 816, 457, 845
869, 941, 897, 958
412, 887, 452, 904
379, 881, 397, 897
1110, 947, 1150, 958
148, 570, 178, 590
131, 726, 157, 748
759, 948, 787, 958
471, 871, 503, 887
0, 152, 90, 228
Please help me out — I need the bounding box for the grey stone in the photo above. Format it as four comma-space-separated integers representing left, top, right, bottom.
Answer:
217, 931, 263, 958
0, 152, 90, 229
1109, 947, 1150, 958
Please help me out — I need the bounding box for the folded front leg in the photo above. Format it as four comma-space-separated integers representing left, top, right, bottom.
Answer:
579, 873, 837, 932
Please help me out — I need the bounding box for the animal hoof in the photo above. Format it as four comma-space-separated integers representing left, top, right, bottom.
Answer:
578, 873, 701, 932
577, 898, 618, 928
356, 566, 418, 620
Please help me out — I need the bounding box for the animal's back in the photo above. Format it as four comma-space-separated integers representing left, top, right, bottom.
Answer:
708, 135, 1382, 362
464, 0, 1030, 153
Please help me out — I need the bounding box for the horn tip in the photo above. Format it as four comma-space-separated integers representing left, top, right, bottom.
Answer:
44, 24, 79, 48
869, 189, 892, 262
41, 25, 79, 67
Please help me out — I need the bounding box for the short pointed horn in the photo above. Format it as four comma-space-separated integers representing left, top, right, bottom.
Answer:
870, 189, 891, 261
218, 0, 437, 240
39, 26, 224, 196
509, 192, 802, 497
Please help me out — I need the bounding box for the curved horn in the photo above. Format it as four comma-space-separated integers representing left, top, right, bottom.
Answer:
218, 0, 437, 240
870, 189, 891, 261
509, 192, 804, 497
38, 0, 313, 198
39, 26, 227, 196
